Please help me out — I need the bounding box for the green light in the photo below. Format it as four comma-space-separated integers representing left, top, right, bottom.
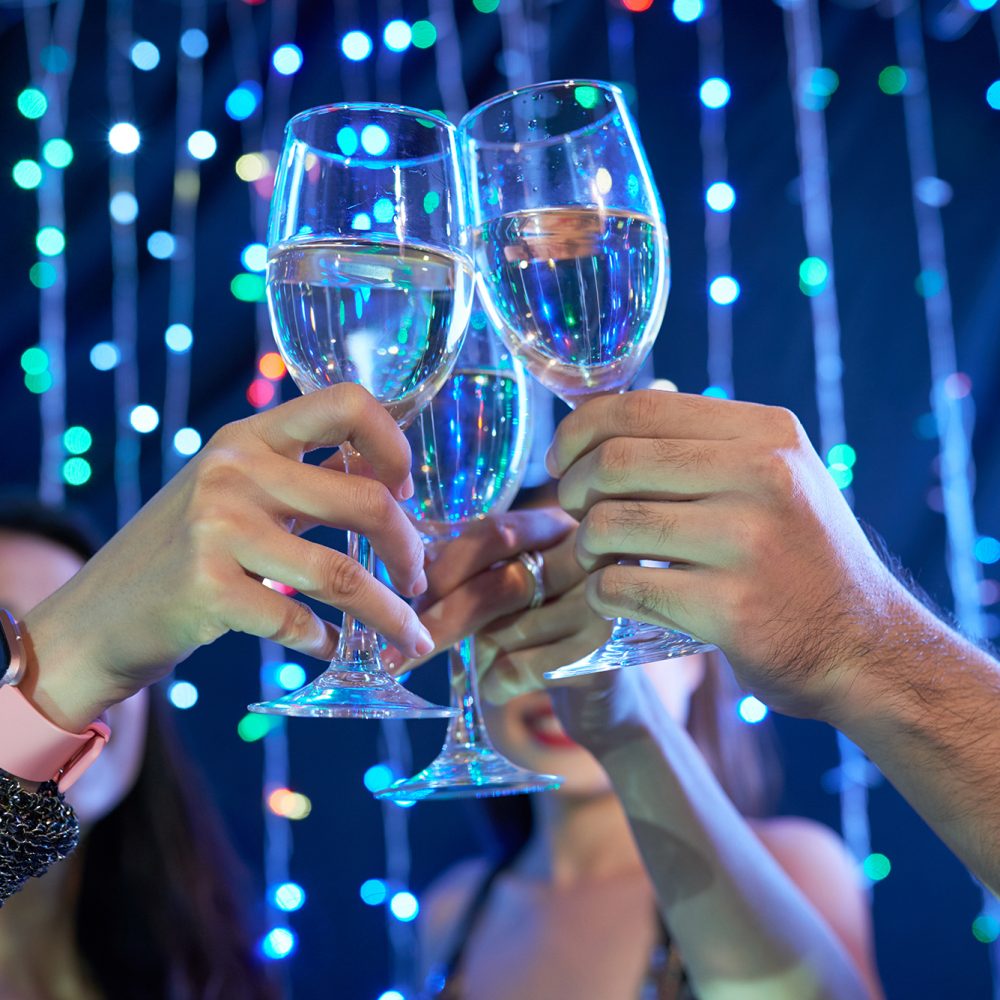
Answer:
63, 425, 92, 455
20, 346, 49, 374
862, 852, 891, 881
12, 159, 42, 190
230, 273, 266, 302
411, 19, 437, 48
373, 197, 395, 223
62, 457, 91, 486
827, 443, 856, 469
574, 85, 601, 110
470, 311, 487, 331
798, 256, 829, 293
423, 190, 440, 214
473, 0, 499, 11
36, 226, 65, 256
24, 370, 53, 394
237, 712, 280, 742
17, 87, 48, 120
42, 138, 74, 169
915, 269, 944, 298
29, 262, 57, 289
972, 915, 1000, 944
878, 66, 907, 96
828, 465, 853, 490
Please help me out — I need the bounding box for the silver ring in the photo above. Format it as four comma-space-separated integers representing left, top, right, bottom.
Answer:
517, 550, 546, 609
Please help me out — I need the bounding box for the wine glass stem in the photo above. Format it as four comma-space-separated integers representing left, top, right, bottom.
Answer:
447, 636, 490, 748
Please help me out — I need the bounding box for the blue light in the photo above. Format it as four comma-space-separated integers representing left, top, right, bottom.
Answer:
364, 763, 394, 793
90, 341, 120, 371
702, 385, 729, 399
969, 0, 997, 10
379, 992, 405, 1000
352, 213, 372, 231
705, 181, 735, 212
709, 275, 740, 305
130, 40, 160, 71
337, 127, 359, 156
988, 80, 1000, 111
180, 28, 208, 59
272, 882, 306, 912
147, 231, 176, 259
672, 0, 704, 20
241, 242, 268, 272
372, 197, 395, 224
360, 879, 388, 906
167, 680, 199, 709
383, 19, 412, 51
699, 77, 731, 109
738, 695, 769, 724
130, 404, 160, 434
165, 323, 194, 353
226, 83, 261, 121
389, 891, 419, 922
277, 662, 307, 690
272, 44, 303, 75
261, 927, 297, 960
342, 30, 373, 61
173, 428, 202, 456
361, 124, 390, 156
109, 191, 139, 224
975, 536, 1000, 565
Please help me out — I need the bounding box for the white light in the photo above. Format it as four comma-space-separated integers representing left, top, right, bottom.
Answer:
276, 662, 307, 690
109, 191, 139, 224
90, 341, 120, 371
165, 323, 193, 353
130, 404, 160, 434
699, 77, 731, 109
241, 242, 268, 272
108, 122, 141, 155
173, 427, 202, 456
180, 28, 208, 59
147, 231, 176, 259
738, 695, 768, 724
709, 275, 740, 305
272, 882, 306, 912
342, 30, 373, 61
672, 0, 704, 20
167, 680, 199, 709
360, 124, 390, 156
130, 40, 160, 71
389, 891, 419, 922
378, 993, 405, 1000
383, 19, 412, 52
594, 167, 613, 195
705, 181, 735, 212
187, 130, 217, 160
272, 44, 303, 75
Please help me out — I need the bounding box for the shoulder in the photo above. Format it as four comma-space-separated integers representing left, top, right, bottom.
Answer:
418, 856, 494, 978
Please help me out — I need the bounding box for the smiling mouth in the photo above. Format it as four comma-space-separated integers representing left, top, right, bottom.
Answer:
521, 704, 580, 749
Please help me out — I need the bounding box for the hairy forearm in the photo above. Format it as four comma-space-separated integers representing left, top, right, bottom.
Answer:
826, 594, 1000, 894
596, 724, 868, 1000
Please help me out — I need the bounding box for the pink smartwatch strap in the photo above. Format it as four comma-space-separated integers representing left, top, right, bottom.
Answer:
0, 685, 111, 792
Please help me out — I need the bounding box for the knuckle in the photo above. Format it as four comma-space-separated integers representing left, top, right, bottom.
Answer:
650, 438, 710, 471
495, 562, 532, 609
324, 554, 368, 603
766, 405, 805, 449
590, 564, 628, 608
191, 447, 244, 494
619, 391, 661, 435
593, 439, 634, 488
754, 449, 796, 498
357, 480, 394, 523
270, 600, 315, 645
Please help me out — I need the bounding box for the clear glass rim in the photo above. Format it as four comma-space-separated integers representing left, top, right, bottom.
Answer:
459, 78, 624, 143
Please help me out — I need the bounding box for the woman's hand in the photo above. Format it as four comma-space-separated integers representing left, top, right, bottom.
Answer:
21, 384, 433, 731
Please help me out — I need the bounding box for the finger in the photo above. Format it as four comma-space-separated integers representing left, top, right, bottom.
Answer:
252, 453, 426, 596
241, 384, 415, 501
547, 391, 780, 477
575, 498, 735, 572
421, 508, 576, 606
557, 437, 750, 518
229, 522, 433, 658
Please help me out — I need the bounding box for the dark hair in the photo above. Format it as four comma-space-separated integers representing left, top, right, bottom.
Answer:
476, 651, 781, 862
0, 499, 277, 1000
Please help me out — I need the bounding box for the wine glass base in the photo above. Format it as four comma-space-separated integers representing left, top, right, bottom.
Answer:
249, 668, 457, 720
373, 744, 562, 802
544, 620, 714, 681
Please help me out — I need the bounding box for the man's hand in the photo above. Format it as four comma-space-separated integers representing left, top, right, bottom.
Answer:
22, 384, 433, 730
546, 390, 911, 719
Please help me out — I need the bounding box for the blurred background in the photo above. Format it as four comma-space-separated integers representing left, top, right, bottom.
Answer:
1, 0, 999, 996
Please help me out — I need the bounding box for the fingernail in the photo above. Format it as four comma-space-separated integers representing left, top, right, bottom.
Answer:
412, 571, 428, 597
399, 475, 415, 501
544, 444, 559, 478
414, 625, 435, 657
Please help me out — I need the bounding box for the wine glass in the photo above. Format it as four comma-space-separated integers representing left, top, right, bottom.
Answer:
460, 79, 714, 679
249, 103, 473, 719
376, 313, 562, 801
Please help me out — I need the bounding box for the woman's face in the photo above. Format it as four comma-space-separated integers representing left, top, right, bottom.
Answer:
0, 530, 148, 826
482, 653, 706, 797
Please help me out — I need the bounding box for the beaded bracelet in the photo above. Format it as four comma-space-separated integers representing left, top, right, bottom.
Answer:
0, 769, 79, 906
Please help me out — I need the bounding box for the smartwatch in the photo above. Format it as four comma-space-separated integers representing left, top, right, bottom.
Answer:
0, 609, 110, 792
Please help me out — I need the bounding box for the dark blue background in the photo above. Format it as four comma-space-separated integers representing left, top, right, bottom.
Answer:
2, 1, 998, 997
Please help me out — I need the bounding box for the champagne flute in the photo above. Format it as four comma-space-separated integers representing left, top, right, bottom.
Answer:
375, 314, 562, 801
250, 103, 473, 719
460, 80, 713, 679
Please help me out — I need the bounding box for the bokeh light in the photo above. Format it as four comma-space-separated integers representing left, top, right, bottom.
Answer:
272, 882, 306, 912
108, 122, 141, 154
17, 87, 47, 120
36, 226, 65, 256
364, 764, 395, 793
709, 275, 740, 305
109, 191, 139, 224
411, 20, 437, 48
42, 138, 73, 169
232, 273, 266, 302
236, 152, 270, 181
361, 124, 390, 155
705, 181, 735, 212
862, 852, 891, 882
473, 0, 500, 11
25, 371, 53, 394
623, 0, 654, 10
673, 0, 703, 18
878, 66, 907, 95
63, 426, 92, 455
699, 77, 731, 109
29, 262, 56, 289
988, 81, 1000, 111
974, 537, 1000, 565
342, 30, 373, 61
130, 40, 160, 71
261, 927, 296, 960
129, 404, 160, 434
799, 256, 829, 294
247, 378, 276, 407
147, 231, 176, 259
180, 28, 209, 58
973, 914, 1000, 944
360, 879, 388, 905
167, 680, 199, 709
90, 342, 120, 370
737, 695, 768, 724
237, 712, 281, 742
383, 20, 412, 51
165, 323, 194, 353
242, 242, 268, 271
276, 662, 306, 690
272, 44, 303, 75
226, 83, 261, 121
21, 346, 49, 375
13, 159, 42, 190
258, 352, 286, 380
268, 788, 312, 820
173, 428, 202, 456
187, 130, 217, 160
62, 457, 91, 486
389, 892, 419, 922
